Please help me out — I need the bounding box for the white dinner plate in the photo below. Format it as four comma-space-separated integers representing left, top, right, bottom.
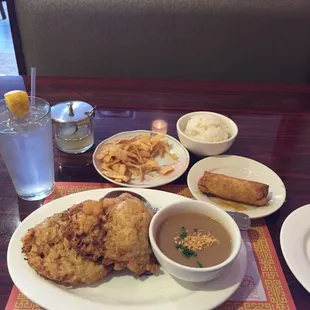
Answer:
280, 204, 310, 293
187, 155, 286, 219
93, 130, 190, 188
8, 188, 247, 310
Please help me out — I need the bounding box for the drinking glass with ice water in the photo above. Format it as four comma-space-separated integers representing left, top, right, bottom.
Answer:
0, 96, 55, 200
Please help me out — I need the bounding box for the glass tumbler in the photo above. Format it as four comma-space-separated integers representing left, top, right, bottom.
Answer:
0, 96, 55, 200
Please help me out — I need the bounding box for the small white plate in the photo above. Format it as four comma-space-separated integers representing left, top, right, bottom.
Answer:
280, 204, 310, 293
187, 155, 286, 219
8, 188, 247, 310
93, 130, 190, 188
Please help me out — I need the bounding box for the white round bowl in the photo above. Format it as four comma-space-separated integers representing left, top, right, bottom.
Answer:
176, 111, 238, 157
149, 200, 241, 283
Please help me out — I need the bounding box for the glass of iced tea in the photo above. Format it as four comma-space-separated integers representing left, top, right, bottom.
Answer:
0, 96, 55, 200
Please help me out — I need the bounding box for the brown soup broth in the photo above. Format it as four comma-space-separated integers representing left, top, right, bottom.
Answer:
157, 213, 232, 268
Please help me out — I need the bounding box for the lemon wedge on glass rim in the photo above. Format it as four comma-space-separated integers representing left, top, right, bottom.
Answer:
4, 90, 30, 117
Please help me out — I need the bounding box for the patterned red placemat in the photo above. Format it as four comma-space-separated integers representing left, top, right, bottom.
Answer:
6, 182, 296, 310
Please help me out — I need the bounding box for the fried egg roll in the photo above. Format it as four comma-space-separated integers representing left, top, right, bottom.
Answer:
198, 171, 269, 206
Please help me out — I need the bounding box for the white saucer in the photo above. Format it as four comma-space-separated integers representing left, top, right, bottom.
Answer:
8, 188, 247, 310
280, 204, 310, 293
187, 155, 286, 219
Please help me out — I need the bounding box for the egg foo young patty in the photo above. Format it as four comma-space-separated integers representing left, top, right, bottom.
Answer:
21, 193, 159, 286
21, 206, 110, 285
64, 200, 107, 262
101, 193, 159, 275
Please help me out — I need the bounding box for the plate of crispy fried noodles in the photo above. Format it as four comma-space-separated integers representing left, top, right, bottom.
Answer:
8, 188, 247, 310
93, 130, 190, 188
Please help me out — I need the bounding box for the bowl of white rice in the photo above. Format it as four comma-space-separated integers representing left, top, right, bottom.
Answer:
176, 112, 238, 156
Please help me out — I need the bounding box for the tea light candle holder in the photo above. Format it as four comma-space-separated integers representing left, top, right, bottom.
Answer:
152, 119, 168, 134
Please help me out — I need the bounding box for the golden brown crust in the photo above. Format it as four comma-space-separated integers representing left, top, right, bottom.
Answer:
198, 171, 269, 206
21, 207, 110, 285
21, 193, 159, 286
102, 193, 160, 275
64, 200, 106, 261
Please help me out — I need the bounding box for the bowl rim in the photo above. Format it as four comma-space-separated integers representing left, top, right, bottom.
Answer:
149, 200, 242, 273
176, 111, 238, 145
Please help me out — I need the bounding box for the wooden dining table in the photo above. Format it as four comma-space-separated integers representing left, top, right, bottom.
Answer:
1, 75, 310, 309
